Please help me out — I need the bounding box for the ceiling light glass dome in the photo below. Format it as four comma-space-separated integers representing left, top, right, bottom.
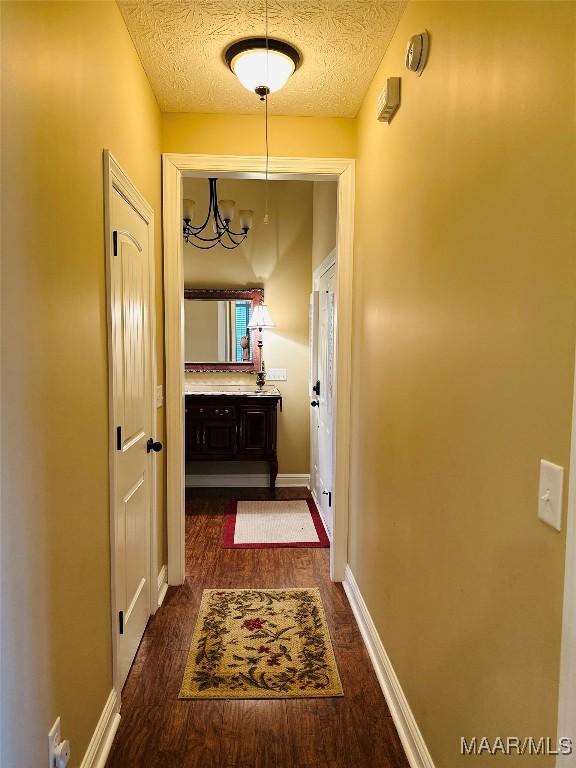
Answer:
225, 38, 301, 98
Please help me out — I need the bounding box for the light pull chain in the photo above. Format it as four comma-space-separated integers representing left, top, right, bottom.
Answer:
263, 0, 270, 225
264, 91, 269, 225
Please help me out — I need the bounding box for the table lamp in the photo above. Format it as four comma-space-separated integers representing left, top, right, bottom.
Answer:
248, 304, 275, 388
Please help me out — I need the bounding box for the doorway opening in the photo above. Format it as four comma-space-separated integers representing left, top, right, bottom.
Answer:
162, 155, 355, 584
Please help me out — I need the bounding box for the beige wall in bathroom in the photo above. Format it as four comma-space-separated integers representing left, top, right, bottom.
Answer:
183, 178, 313, 475
184, 300, 220, 362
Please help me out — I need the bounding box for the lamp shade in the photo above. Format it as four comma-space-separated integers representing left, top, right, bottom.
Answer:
218, 199, 236, 222
225, 38, 301, 96
239, 209, 254, 232
183, 199, 195, 222
248, 304, 275, 329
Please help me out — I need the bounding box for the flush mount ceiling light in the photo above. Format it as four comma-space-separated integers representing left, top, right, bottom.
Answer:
225, 38, 301, 99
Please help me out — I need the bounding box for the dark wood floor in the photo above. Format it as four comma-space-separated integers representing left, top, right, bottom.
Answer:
106, 488, 409, 768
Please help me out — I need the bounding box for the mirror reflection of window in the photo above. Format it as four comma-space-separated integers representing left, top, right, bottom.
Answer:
234, 300, 251, 362
184, 299, 252, 364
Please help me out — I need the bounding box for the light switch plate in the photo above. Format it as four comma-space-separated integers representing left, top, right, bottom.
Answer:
156, 385, 163, 408
266, 368, 287, 381
538, 459, 563, 531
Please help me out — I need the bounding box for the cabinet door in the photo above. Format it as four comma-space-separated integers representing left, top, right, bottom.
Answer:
202, 421, 238, 456
240, 408, 272, 455
185, 421, 202, 459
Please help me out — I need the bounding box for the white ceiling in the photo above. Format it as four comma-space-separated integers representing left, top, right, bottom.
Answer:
118, 1, 406, 117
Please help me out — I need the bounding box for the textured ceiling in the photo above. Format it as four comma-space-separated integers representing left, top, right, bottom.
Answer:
117, 1, 406, 117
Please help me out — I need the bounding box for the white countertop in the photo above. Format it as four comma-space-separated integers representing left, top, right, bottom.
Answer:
184, 384, 282, 397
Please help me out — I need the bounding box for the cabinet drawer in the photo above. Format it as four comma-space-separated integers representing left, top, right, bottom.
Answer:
185, 405, 236, 420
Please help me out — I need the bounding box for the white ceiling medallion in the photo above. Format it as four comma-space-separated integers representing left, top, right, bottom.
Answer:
225, 38, 301, 99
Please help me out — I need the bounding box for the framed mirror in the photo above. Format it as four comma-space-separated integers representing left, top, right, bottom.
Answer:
184, 288, 263, 372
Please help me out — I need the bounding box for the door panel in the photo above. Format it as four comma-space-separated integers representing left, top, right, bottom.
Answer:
240, 408, 270, 453
185, 420, 202, 458
311, 264, 336, 538
124, 476, 146, 605
110, 185, 153, 689
202, 422, 238, 455
121, 248, 147, 446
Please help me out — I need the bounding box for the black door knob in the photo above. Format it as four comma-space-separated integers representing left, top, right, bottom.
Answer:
311, 400, 319, 408
147, 438, 163, 453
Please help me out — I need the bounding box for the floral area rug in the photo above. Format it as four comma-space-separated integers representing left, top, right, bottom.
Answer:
179, 588, 343, 699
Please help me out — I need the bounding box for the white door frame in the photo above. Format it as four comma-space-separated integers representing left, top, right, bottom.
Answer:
557, 349, 576, 766
310, 248, 337, 523
103, 151, 158, 696
162, 154, 355, 584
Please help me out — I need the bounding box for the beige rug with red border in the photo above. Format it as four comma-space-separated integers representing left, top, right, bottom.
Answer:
223, 498, 330, 549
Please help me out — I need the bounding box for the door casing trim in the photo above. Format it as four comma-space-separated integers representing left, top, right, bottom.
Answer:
162, 154, 355, 584
557, 347, 576, 767
103, 150, 158, 697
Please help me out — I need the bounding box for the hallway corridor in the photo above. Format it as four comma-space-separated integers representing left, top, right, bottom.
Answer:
105, 489, 409, 767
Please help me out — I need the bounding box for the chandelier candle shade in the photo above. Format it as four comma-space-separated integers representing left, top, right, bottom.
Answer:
225, 38, 301, 99
248, 304, 275, 388
183, 178, 254, 250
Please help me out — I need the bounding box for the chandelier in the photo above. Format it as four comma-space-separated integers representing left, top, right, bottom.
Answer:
183, 178, 254, 250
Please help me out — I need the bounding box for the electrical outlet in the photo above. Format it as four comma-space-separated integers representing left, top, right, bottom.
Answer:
266, 368, 287, 381
48, 718, 61, 768
55, 740, 71, 768
48, 718, 70, 768
156, 384, 164, 408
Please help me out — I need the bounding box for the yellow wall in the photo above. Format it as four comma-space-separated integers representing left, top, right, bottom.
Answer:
183, 178, 313, 475
350, 2, 576, 765
1, 2, 164, 765
162, 112, 356, 158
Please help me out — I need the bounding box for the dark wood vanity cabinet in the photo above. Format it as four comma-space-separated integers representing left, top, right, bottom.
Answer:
185, 392, 282, 490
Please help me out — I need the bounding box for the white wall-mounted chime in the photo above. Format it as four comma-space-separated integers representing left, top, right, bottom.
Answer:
376, 76, 401, 123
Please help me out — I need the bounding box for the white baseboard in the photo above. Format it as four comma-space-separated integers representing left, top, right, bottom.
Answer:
343, 566, 436, 768
311, 487, 320, 508
157, 564, 168, 607
79, 688, 121, 768
185, 473, 310, 488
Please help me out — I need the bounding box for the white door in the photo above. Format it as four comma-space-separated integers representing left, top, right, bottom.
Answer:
110, 183, 154, 688
311, 263, 336, 537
